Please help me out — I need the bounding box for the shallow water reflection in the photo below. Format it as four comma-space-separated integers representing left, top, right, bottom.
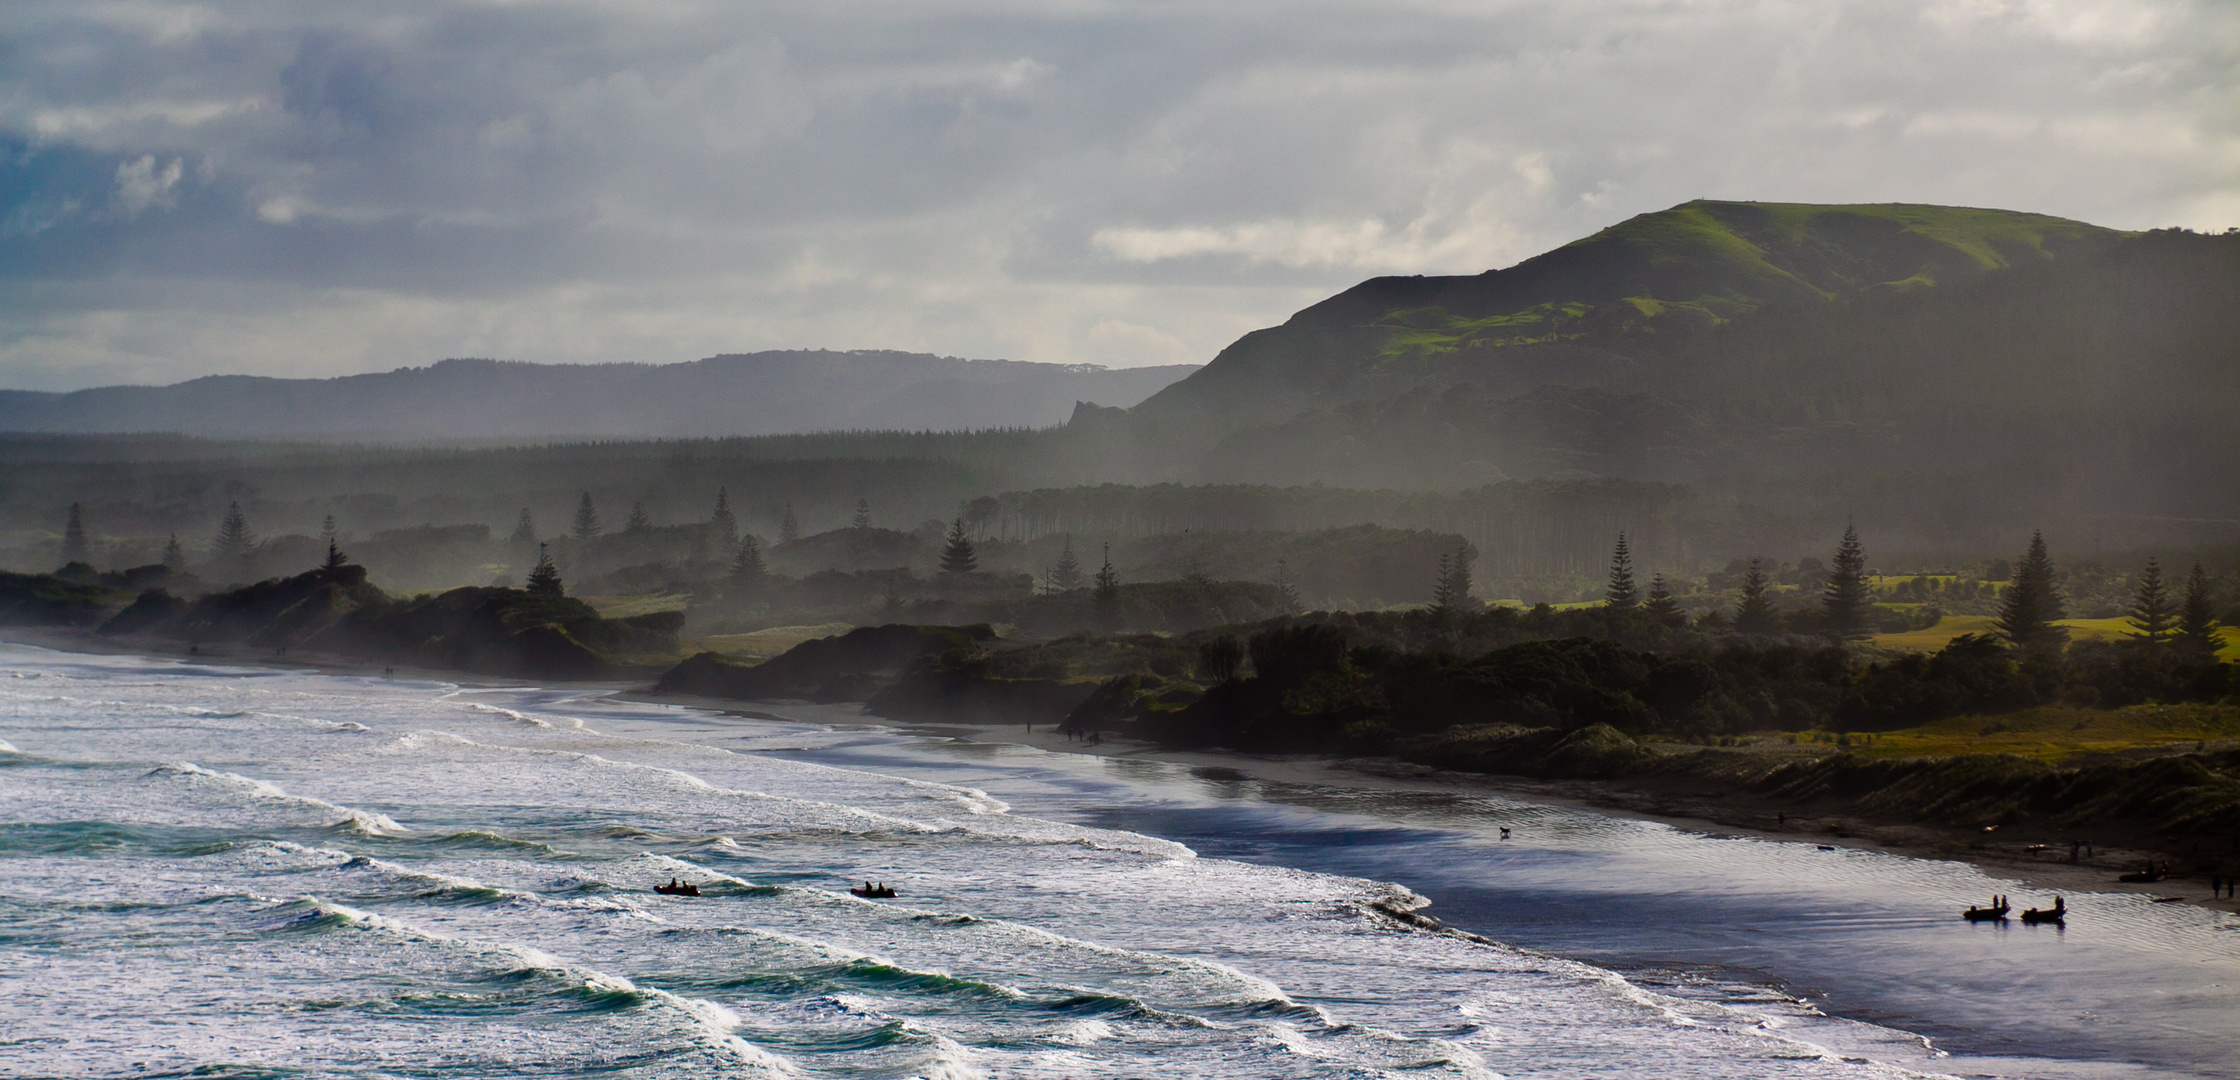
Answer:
772, 720, 2240, 1079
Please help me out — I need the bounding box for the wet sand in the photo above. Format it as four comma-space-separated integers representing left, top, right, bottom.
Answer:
700, 702, 2240, 916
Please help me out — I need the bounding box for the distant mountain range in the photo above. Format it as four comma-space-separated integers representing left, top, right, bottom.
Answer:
1116, 200, 2238, 531
0, 351, 1199, 441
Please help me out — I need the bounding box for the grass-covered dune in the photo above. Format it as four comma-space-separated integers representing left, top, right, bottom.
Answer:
90, 564, 681, 678
0, 569, 127, 626
658, 607, 2239, 868
656, 624, 994, 702
1396, 714, 2240, 871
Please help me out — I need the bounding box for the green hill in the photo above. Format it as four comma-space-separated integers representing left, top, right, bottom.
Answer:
1117, 201, 2238, 540
1133, 201, 2137, 426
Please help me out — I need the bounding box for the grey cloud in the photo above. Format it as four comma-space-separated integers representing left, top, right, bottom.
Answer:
0, 0, 2233, 389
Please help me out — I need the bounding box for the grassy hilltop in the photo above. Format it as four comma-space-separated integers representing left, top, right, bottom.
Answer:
1119, 201, 2237, 544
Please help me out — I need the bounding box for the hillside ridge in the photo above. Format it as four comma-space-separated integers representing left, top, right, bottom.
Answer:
0, 350, 1199, 442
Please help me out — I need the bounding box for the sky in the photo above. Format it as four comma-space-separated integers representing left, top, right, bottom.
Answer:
1, 0, 2235, 391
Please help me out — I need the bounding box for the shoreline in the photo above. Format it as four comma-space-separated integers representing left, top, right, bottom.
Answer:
6, 622, 2229, 915
633, 690, 2240, 916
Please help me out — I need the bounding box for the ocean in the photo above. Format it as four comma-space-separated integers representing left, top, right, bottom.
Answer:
3, 642, 2233, 1078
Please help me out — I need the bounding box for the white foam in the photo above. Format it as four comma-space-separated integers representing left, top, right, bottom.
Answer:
290, 894, 797, 1075
158, 761, 409, 835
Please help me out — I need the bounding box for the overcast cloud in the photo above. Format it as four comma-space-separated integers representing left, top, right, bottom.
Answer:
1, 0, 2234, 390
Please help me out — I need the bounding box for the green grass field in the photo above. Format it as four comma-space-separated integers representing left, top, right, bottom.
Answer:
1873, 615, 2240, 660
1839, 702, 2240, 764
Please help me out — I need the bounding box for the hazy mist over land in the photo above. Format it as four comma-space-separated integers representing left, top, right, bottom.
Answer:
0, 1, 2234, 612
0, 352, 1197, 440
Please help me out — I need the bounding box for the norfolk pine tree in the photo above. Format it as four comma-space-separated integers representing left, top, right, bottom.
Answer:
710, 488, 738, 552
1822, 523, 1872, 640
1995, 531, 2067, 653
729, 537, 766, 587
509, 510, 538, 550
940, 518, 979, 574
848, 499, 874, 555
1092, 543, 1121, 624
2177, 563, 2220, 655
1604, 534, 1638, 609
1431, 545, 1474, 618
1049, 536, 1085, 591
572, 493, 603, 542
1733, 558, 1779, 635
779, 503, 800, 545
1643, 573, 1683, 626
624, 501, 653, 535
214, 502, 257, 581
60, 503, 89, 566
526, 544, 565, 598
2125, 559, 2176, 644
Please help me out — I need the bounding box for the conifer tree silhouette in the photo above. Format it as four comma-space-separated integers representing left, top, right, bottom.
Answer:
1822, 523, 1872, 639
572, 493, 603, 542
1644, 573, 1683, 626
939, 518, 978, 574
1734, 558, 1779, 635
710, 488, 738, 551
213, 502, 257, 582
1049, 535, 1085, 591
525, 543, 565, 598
2124, 559, 2175, 644
60, 503, 89, 566
2177, 563, 2219, 654
1995, 531, 2067, 653
729, 537, 766, 586
1604, 533, 1638, 609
